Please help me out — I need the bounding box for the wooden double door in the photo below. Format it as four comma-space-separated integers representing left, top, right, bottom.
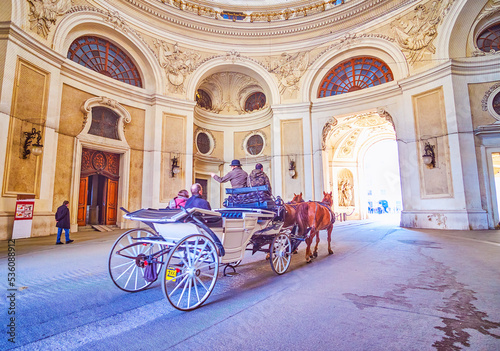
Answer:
77, 149, 120, 226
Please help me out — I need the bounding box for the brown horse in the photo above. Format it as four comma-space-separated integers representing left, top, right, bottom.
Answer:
295, 191, 335, 263
290, 192, 304, 204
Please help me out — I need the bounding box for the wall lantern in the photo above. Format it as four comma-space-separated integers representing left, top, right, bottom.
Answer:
171, 156, 181, 177
23, 128, 43, 159
289, 160, 296, 178
422, 142, 436, 168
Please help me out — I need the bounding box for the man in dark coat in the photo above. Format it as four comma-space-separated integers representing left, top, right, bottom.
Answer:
247, 163, 272, 194
184, 183, 211, 210
211, 159, 248, 188
55, 200, 73, 244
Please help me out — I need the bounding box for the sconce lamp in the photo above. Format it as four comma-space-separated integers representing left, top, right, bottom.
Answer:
288, 160, 296, 178
171, 156, 181, 177
23, 128, 43, 159
422, 142, 435, 168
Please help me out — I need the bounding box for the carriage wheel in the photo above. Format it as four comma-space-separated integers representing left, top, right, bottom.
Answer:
269, 233, 292, 275
162, 234, 219, 311
108, 229, 164, 292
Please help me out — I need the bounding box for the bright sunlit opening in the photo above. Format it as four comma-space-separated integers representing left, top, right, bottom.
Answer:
363, 139, 402, 222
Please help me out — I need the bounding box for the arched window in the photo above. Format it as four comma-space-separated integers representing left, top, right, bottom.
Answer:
318, 56, 393, 98
67, 36, 142, 87
245, 92, 266, 112
477, 23, 500, 53
196, 90, 212, 109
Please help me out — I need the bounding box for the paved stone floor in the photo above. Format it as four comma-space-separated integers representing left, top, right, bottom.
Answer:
1, 219, 500, 350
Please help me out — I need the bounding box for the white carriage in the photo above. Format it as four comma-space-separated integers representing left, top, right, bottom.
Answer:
108, 203, 300, 311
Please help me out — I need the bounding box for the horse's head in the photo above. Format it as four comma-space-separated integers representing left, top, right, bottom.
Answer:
291, 192, 304, 204
322, 191, 333, 207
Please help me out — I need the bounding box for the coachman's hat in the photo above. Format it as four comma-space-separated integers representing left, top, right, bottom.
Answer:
230, 159, 242, 167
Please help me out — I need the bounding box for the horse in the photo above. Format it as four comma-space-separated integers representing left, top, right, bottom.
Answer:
295, 191, 335, 263
290, 192, 304, 204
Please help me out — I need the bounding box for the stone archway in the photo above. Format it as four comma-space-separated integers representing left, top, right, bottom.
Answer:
322, 109, 399, 220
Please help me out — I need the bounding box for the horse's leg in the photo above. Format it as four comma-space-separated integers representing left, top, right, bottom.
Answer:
313, 229, 320, 258
327, 224, 333, 255
304, 236, 312, 263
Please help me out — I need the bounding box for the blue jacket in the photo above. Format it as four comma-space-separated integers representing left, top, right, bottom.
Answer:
184, 195, 211, 210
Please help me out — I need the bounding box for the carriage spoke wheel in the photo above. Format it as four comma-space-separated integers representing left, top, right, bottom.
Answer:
108, 229, 164, 292
269, 233, 292, 275
162, 234, 219, 311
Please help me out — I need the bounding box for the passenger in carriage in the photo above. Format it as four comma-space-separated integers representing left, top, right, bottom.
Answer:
210, 159, 248, 188
184, 183, 211, 210
247, 163, 272, 194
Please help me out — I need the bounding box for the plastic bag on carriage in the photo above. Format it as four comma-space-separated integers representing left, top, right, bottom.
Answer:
143, 262, 158, 282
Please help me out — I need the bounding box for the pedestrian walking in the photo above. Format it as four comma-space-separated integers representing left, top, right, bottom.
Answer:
55, 200, 73, 245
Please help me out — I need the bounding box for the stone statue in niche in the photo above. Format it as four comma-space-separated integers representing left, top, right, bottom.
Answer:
27, 0, 72, 38
268, 51, 309, 94
391, 0, 453, 64
153, 40, 201, 93
338, 179, 353, 207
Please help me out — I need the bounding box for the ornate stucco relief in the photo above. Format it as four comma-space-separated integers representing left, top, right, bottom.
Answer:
390, 0, 455, 64
27, 0, 72, 38
266, 52, 310, 94
481, 82, 500, 112
153, 40, 201, 93
321, 117, 339, 150
198, 72, 265, 114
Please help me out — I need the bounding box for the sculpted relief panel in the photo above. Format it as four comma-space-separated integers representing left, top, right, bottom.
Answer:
27, 0, 72, 38
390, 0, 455, 64
154, 41, 201, 94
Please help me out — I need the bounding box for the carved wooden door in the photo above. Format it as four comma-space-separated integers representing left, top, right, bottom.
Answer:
77, 177, 88, 226
105, 178, 118, 225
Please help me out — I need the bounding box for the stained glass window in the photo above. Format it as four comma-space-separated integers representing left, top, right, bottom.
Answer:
245, 92, 266, 112
477, 24, 500, 53
196, 90, 212, 109
89, 107, 120, 140
246, 134, 264, 155
67, 36, 143, 87
318, 56, 393, 98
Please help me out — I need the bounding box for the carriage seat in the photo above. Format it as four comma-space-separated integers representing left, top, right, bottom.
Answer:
224, 185, 274, 209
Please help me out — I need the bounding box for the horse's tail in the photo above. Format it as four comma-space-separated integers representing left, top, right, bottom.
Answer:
295, 202, 311, 237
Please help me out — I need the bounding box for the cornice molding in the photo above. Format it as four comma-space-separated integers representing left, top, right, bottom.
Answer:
311, 81, 402, 113
118, 0, 415, 38
0, 22, 65, 68
398, 61, 453, 91
194, 105, 273, 129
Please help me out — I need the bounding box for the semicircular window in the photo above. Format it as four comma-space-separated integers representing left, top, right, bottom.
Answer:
477, 23, 500, 53
67, 36, 142, 88
318, 56, 393, 98
246, 134, 264, 155
196, 90, 212, 109
245, 92, 266, 112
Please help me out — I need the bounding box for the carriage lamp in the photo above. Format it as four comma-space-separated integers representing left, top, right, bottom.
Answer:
288, 160, 296, 178
422, 142, 435, 168
171, 156, 181, 177
23, 128, 44, 159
